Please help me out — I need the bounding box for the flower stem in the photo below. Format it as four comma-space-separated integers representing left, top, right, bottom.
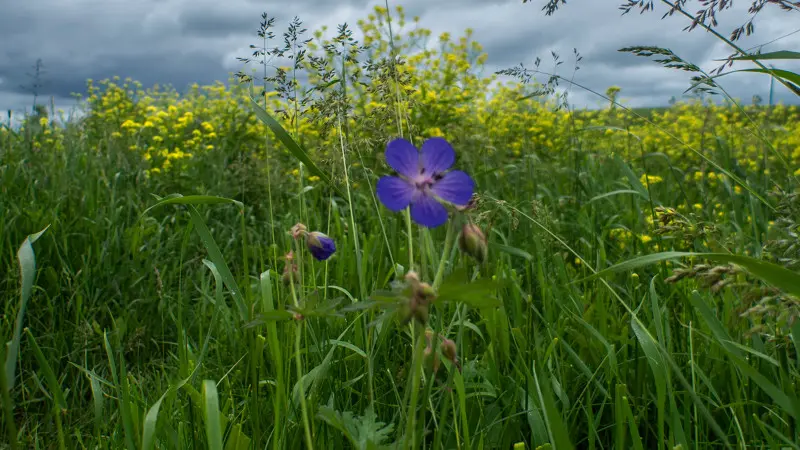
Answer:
404, 327, 426, 450
405, 208, 414, 271
433, 218, 457, 290
289, 246, 314, 450
293, 321, 314, 450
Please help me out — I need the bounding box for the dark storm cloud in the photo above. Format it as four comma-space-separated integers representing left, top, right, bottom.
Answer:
1, 0, 798, 116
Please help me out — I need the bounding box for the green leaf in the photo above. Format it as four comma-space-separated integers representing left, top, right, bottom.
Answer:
142, 194, 242, 217
436, 269, 500, 309
142, 195, 247, 319
317, 403, 393, 450
588, 189, 647, 204
248, 93, 345, 199
727, 50, 800, 61
532, 362, 574, 450
242, 310, 296, 329
203, 380, 224, 450
490, 242, 533, 261
690, 292, 800, 419
688, 68, 800, 97
578, 251, 800, 298
142, 375, 193, 450
25, 329, 66, 412
6, 225, 49, 390
328, 339, 367, 359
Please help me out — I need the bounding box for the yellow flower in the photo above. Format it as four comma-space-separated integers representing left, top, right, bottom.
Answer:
639, 174, 663, 185
307, 176, 320, 182
693, 203, 703, 210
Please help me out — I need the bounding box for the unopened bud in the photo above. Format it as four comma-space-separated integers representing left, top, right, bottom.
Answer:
458, 223, 488, 263
440, 338, 457, 363
423, 345, 440, 373
305, 231, 336, 261
282, 263, 299, 285
290, 223, 307, 240
413, 300, 429, 325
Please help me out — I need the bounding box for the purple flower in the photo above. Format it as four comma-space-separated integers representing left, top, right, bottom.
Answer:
376, 137, 475, 228
306, 232, 336, 261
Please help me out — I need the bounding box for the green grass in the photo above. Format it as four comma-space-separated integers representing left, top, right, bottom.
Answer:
2, 41, 800, 450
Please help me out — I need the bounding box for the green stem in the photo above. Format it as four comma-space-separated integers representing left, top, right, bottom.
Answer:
55, 408, 66, 450
0, 342, 19, 450
406, 208, 414, 272
293, 322, 314, 450
289, 249, 314, 450
404, 328, 426, 450
433, 219, 457, 290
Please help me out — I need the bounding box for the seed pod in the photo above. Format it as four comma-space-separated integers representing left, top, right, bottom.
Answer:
458, 223, 488, 263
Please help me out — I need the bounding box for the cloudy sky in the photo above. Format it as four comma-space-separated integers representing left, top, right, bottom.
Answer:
1, 0, 799, 117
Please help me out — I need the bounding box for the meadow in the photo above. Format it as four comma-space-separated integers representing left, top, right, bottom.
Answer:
2, 5, 800, 449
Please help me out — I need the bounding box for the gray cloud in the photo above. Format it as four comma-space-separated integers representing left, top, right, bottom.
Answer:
1, 0, 798, 117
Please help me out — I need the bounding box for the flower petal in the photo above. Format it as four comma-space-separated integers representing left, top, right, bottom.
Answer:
385, 138, 420, 177
410, 193, 448, 228
377, 176, 415, 211
421, 137, 455, 174
431, 170, 474, 206
307, 232, 336, 261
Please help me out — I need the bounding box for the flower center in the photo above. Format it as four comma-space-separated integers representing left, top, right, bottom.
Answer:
413, 169, 435, 191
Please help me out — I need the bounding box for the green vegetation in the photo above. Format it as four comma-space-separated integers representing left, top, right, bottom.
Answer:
2, 4, 800, 449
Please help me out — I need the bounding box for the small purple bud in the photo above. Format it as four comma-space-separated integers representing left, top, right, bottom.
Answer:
458, 223, 488, 263
306, 231, 336, 261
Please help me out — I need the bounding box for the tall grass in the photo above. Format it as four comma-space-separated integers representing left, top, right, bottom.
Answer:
2, 4, 800, 449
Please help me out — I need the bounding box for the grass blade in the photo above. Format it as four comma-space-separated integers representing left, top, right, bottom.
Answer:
727, 50, 800, 61
579, 251, 800, 298
5, 225, 49, 390
203, 380, 224, 450
247, 93, 344, 199
25, 329, 67, 450
142, 194, 242, 217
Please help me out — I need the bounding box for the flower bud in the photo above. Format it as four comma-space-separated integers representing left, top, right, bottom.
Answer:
458, 223, 488, 263
423, 344, 440, 373
440, 338, 457, 362
282, 262, 299, 285
305, 231, 336, 261
440, 338, 461, 371
290, 223, 307, 240
412, 298, 429, 325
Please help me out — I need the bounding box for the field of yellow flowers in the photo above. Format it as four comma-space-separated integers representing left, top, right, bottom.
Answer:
2, 5, 800, 449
